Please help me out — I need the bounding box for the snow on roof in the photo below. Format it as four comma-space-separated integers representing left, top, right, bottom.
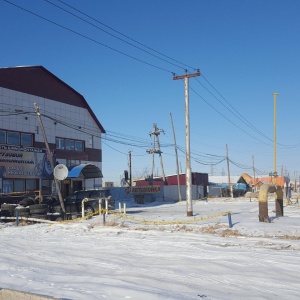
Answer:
209, 175, 240, 184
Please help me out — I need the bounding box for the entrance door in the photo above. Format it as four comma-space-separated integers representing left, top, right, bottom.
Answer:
63, 183, 70, 197
73, 181, 82, 192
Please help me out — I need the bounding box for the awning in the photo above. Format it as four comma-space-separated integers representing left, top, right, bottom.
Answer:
67, 164, 103, 179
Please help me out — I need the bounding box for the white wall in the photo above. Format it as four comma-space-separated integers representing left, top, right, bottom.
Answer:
0, 87, 101, 148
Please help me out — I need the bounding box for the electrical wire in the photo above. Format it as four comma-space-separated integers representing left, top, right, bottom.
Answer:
56, 0, 197, 72
189, 83, 274, 147
43, 0, 193, 72
3, 0, 172, 74
195, 76, 274, 143
4, 0, 296, 152
0, 106, 288, 177
3, 1, 299, 153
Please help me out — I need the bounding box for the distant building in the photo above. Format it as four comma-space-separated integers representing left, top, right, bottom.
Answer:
238, 173, 288, 190
134, 172, 209, 197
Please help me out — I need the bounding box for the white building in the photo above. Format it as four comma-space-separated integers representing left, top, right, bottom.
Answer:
0, 66, 105, 197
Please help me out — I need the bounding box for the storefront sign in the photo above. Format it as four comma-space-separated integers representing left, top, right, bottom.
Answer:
0, 145, 54, 179
125, 186, 161, 194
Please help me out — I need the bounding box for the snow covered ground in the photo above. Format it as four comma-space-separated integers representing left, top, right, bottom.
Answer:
0, 197, 300, 300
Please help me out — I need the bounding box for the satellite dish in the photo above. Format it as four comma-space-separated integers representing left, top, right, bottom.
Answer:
54, 164, 68, 180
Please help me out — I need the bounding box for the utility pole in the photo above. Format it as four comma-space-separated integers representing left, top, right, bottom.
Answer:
210, 159, 215, 176
170, 112, 182, 202
34, 103, 65, 213
173, 70, 200, 216
252, 155, 256, 190
226, 144, 233, 198
147, 124, 166, 184
273, 92, 278, 184
128, 151, 132, 187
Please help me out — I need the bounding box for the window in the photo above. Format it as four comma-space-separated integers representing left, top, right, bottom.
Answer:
76, 191, 90, 201
65, 139, 74, 150
90, 190, 100, 198
14, 179, 25, 192
2, 179, 27, 193
21, 133, 33, 146
26, 179, 37, 191
0, 130, 6, 144
66, 159, 81, 167
0, 130, 33, 147
7, 131, 20, 145
75, 141, 84, 151
42, 180, 52, 194
3, 179, 13, 193
56, 138, 65, 150
56, 137, 84, 152
66, 193, 77, 202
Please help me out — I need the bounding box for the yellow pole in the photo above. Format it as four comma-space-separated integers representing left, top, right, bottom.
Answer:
273, 92, 278, 184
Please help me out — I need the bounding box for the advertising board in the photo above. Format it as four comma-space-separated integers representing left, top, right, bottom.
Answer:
0, 145, 54, 179
125, 186, 161, 194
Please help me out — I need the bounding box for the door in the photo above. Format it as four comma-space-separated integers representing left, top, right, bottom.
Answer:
73, 181, 82, 193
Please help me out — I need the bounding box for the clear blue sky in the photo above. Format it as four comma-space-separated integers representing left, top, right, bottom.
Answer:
1, 0, 300, 185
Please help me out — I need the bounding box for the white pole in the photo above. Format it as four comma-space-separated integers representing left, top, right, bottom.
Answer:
82, 198, 86, 218
185, 76, 193, 216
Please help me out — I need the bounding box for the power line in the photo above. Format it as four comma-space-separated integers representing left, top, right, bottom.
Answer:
3, 0, 172, 74
195, 76, 274, 143
102, 140, 128, 155
189, 83, 274, 147
3, 1, 283, 150
56, 0, 197, 72
43, 0, 194, 72
3, 1, 299, 152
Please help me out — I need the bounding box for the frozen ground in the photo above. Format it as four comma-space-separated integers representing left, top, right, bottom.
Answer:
0, 197, 300, 299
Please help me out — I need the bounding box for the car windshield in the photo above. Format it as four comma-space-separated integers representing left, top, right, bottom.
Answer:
77, 191, 91, 200
90, 189, 110, 198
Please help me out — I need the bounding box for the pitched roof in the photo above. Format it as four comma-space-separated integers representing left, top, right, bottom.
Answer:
239, 173, 287, 187
0, 65, 105, 133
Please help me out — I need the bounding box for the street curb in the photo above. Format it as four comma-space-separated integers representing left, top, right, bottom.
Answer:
0, 288, 62, 300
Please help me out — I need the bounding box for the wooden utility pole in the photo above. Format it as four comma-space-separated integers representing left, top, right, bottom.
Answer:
226, 144, 233, 198
34, 103, 65, 212
170, 112, 182, 202
273, 92, 278, 184
173, 70, 200, 216
128, 151, 132, 187
252, 155, 256, 190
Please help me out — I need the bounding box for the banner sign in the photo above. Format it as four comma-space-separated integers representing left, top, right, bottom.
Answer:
0, 145, 54, 179
125, 186, 161, 194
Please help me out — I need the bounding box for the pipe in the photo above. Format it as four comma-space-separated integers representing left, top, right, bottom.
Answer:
81, 197, 89, 218
258, 184, 283, 222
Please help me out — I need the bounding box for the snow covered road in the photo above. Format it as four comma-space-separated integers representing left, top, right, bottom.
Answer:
0, 199, 299, 299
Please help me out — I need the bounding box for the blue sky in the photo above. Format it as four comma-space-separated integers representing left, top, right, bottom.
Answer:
1, 0, 300, 185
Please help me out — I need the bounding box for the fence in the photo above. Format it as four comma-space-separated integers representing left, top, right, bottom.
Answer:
109, 185, 205, 203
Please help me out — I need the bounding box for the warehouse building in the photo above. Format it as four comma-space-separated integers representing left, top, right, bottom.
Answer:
0, 66, 105, 198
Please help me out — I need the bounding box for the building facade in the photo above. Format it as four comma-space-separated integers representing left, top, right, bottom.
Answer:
0, 66, 105, 197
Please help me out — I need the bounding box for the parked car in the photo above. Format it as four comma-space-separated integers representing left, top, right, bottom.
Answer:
50, 188, 115, 218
